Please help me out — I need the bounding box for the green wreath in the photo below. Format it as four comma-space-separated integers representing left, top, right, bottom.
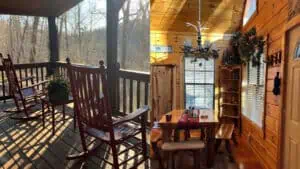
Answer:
232, 27, 265, 66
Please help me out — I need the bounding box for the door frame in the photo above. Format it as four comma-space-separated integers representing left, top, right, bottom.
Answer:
280, 15, 300, 169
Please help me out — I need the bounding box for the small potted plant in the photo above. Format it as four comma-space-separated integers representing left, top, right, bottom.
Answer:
47, 77, 69, 103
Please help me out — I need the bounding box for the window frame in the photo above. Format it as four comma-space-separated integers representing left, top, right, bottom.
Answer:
242, 0, 258, 27
244, 55, 267, 129
183, 57, 216, 110
295, 40, 300, 59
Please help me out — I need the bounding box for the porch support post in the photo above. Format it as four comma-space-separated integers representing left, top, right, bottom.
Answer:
107, 0, 119, 113
48, 16, 59, 75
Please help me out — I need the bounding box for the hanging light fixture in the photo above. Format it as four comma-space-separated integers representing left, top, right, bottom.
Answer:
182, 0, 219, 61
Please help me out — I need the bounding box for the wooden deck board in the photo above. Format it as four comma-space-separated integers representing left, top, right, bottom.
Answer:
0, 101, 149, 169
0, 134, 21, 169
0, 114, 60, 169
0, 120, 41, 169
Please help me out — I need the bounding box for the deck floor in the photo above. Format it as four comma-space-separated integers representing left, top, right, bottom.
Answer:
0, 100, 263, 169
0, 100, 150, 169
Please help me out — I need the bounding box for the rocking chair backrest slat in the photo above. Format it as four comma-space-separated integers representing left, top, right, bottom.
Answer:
0, 54, 27, 112
67, 61, 113, 130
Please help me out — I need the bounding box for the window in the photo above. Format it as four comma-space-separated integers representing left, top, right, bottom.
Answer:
184, 57, 215, 109
243, 0, 257, 26
244, 56, 266, 127
295, 41, 300, 59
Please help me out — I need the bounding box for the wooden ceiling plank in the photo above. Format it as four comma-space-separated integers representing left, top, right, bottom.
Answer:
151, 0, 246, 34
0, 0, 82, 17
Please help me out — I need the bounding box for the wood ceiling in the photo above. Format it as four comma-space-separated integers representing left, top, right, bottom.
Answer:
0, 0, 82, 17
151, 0, 245, 34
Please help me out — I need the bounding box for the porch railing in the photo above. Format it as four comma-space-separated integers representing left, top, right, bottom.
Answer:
117, 69, 150, 115
0, 62, 150, 115
0, 62, 49, 101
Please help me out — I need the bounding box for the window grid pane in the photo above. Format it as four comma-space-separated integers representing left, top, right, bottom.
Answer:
184, 58, 214, 109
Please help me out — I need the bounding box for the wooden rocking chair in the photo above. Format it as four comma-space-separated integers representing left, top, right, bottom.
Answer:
66, 59, 149, 169
0, 54, 48, 120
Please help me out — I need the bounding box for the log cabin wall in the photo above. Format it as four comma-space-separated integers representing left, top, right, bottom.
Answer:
241, 0, 298, 169
150, 30, 231, 112
150, 0, 245, 117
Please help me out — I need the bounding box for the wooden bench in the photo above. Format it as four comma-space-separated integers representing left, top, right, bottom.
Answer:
215, 123, 236, 162
161, 140, 205, 151
150, 127, 164, 169
161, 140, 205, 169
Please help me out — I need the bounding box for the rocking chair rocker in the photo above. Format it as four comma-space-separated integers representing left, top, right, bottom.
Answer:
66, 59, 149, 169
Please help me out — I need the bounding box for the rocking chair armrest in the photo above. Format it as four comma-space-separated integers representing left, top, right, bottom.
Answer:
113, 105, 150, 126
20, 80, 49, 90
19, 76, 35, 82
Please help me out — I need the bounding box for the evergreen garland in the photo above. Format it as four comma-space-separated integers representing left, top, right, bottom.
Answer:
232, 27, 265, 66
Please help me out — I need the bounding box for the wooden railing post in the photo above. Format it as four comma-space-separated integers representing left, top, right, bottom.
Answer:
116, 62, 120, 112
106, 0, 119, 113
48, 16, 59, 76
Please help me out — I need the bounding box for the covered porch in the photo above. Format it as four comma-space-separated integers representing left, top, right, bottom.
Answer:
0, 0, 151, 168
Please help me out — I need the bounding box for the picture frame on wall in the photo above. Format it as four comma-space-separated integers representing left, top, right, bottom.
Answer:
151, 45, 173, 53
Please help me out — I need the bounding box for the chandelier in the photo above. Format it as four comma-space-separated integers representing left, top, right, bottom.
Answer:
182, 0, 219, 61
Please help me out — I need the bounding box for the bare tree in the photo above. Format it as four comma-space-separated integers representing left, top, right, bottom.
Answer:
38, 18, 46, 56
29, 16, 40, 62
8, 16, 15, 60
17, 17, 29, 63
64, 15, 69, 56
77, 5, 82, 58
120, 0, 131, 69
59, 15, 65, 43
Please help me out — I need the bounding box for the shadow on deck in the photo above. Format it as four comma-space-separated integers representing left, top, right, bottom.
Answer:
0, 100, 150, 169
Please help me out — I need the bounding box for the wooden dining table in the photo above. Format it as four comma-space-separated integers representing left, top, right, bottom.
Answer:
159, 109, 219, 168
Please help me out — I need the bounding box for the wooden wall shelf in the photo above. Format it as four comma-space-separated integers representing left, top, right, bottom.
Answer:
218, 65, 242, 135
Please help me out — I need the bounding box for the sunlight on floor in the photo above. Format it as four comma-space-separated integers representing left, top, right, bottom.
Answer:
0, 101, 150, 169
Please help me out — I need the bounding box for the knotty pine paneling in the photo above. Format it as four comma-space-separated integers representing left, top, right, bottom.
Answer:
266, 104, 281, 119
241, 0, 291, 169
150, 30, 230, 111
242, 116, 277, 169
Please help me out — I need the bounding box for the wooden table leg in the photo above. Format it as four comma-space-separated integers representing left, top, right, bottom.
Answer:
63, 104, 66, 122
162, 127, 172, 168
52, 105, 55, 135
206, 126, 216, 168
73, 109, 77, 130
162, 128, 172, 142
42, 101, 45, 128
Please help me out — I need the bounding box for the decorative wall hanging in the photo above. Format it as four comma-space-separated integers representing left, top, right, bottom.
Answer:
272, 72, 281, 96
264, 50, 282, 66
151, 45, 173, 53
232, 27, 265, 66
182, 0, 219, 61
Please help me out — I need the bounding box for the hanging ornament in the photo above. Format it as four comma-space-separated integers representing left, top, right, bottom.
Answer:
182, 0, 219, 61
